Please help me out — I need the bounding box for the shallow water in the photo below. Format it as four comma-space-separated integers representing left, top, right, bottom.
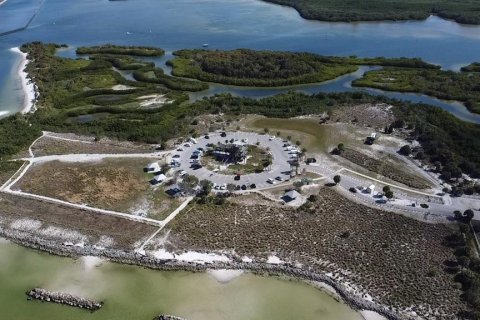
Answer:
0, 240, 362, 320
0, 0, 480, 120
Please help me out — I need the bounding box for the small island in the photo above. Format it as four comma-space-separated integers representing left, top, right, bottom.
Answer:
262, 0, 480, 24
168, 48, 438, 87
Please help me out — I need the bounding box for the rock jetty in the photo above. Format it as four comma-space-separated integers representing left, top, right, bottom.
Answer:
26, 288, 103, 311
153, 315, 187, 320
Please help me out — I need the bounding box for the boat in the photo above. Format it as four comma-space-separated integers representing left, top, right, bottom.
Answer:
202, 43, 209, 47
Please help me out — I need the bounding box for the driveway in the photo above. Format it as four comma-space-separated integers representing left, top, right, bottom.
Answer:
172, 132, 293, 189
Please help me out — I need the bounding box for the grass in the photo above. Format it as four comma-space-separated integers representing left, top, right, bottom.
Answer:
245, 117, 355, 152
12, 158, 178, 220
0, 161, 25, 186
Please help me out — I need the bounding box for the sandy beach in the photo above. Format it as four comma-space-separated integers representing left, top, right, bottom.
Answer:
0, 0, 7, 6
10, 47, 36, 114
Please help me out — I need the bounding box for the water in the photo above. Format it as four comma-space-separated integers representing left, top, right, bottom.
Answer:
1, 0, 480, 120
0, 240, 362, 320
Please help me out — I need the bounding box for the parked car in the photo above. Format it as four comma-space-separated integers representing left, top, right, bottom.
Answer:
275, 176, 283, 181
250, 183, 256, 189
241, 185, 247, 190
179, 170, 187, 177
204, 135, 210, 139
176, 147, 183, 152
172, 154, 180, 158
220, 132, 227, 137
184, 143, 191, 147
349, 187, 357, 193
267, 178, 276, 184
234, 174, 241, 181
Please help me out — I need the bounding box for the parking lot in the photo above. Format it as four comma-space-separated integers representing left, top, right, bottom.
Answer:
171, 131, 295, 190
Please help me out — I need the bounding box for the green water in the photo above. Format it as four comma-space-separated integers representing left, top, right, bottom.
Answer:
0, 240, 362, 320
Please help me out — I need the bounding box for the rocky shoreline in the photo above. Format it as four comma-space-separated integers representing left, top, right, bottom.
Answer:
0, 227, 412, 320
153, 315, 187, 320
26, 288, 103, 311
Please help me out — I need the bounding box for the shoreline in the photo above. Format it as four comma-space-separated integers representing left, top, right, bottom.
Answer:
0, 228, 408, 320
0, 0, 7, 6
10, 47, 36, 114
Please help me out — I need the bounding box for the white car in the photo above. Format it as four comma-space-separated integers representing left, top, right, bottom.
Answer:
220, 184, 226, 190
184, 143, 191, 147
267, 178, 276, 184
179, 170, 187, 177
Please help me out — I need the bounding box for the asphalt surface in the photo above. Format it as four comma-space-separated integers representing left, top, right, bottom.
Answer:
172, 132, 293, 189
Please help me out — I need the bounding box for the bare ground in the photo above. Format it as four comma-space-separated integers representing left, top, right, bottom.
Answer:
338, 148, 431, 189
31, 135, 155, 157
161, 187, 464, 319
12, 158, 178, 220
0, 193, 156, 249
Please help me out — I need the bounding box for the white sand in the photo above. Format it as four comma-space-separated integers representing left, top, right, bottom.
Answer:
360, 310, 388, 320
241, 256, 253, 263
208, 269, 244, 283
151, 248, 175, 260
0, 111, 9, 117
10, 218, 42, 231
175, 251, 231, 264
10, 47, 36, 114
81, 256, 103, 271
267, 255, 283, 264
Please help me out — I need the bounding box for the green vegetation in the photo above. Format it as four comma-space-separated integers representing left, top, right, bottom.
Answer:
263, 0, 480, 24
444, 222, 480, 319
76, 44, 165, 56
2, 43, 479, 184
0, 114, 41, 158
462, 62, 480, 72
193, 92, 480, 178
169, 49, 437, 87
353, 67, 480, 114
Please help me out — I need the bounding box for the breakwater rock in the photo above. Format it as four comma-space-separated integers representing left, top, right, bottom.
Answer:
2, 227, 411, 320
153, 315, 188, 320
26, 288, 103, 311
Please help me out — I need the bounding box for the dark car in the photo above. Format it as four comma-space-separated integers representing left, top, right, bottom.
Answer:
234, 174, 241, 181
349, 187, 357, 193
220, 132, 227, 137
204, 135, 210, 139
250, 183, 256, 189
241, 185, 247, 190
191, 163, 203, 170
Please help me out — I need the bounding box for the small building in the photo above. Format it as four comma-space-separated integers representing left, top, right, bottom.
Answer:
151, 173, 166, 185
144, 162, 161, 173
282, 190, 301, 202
366, 184, 375, 194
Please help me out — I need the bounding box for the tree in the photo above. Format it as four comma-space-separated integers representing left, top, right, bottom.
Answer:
385, 190, 394, 201
263, 128, 269, 134
295, 140, 301, 146
399, 145, 412, 156
226, 183, 236, 193
199, 179, 213, 195
464, 209, 475, 224
263, 158, 272, 171
333, 175, 341, 185
337, 143, 345, 153
276, 131, 281, 137
287, 135, 292, 141
180, 174, 199, 195
382, 185, 391, 194
161, 163, 170, 174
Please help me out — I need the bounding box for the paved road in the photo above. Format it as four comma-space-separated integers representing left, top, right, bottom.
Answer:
173, 132, 292, 189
